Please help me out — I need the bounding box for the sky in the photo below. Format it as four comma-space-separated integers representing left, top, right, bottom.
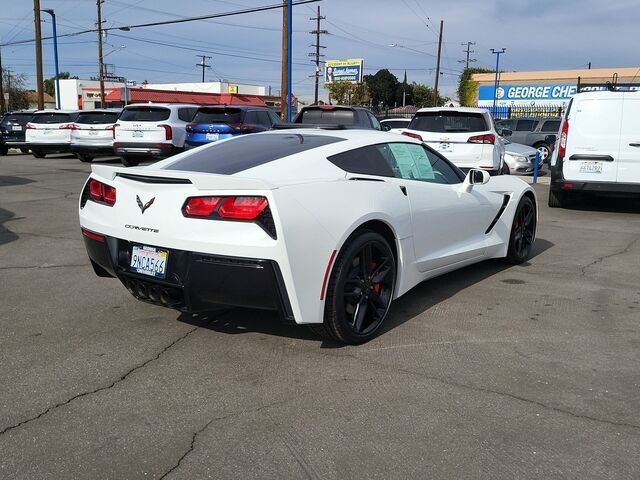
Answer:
1, 0, 639, 104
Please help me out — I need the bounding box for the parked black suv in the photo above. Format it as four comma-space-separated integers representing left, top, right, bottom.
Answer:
495, 117, 561, 163
0, 110, 34, 155
293, 105, 381, 130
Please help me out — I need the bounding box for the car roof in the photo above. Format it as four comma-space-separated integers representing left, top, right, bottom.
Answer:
196, 105, 270, 110
415, 106, 487, 114
123, 103, 197, 109
572, 90, 640, 100
380, 118, 410, 122
33, 109, 79, 114
77, 108, 122, 114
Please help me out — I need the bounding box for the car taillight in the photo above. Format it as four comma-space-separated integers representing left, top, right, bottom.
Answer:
185, 123, 194, 132
183, 196, 222, 217
468, 134, 495, 144
25, 123, 35, 130
60, 123, 79, 130
112, 123, 119, 139
88, 178, 116, 206
182, 195, 268, 220
402, 131, 423, 141
159, 124, 172, 140
558, 120, 569, 158
81, 228, 105, 242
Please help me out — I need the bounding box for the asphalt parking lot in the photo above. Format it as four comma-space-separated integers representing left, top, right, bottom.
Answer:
1, 152, 639, 479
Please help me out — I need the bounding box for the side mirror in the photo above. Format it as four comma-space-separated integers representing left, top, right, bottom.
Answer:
545, 134, 556, 145
381, 124, 391, 131
466, 168, 490, 187
501, 128, 513, 137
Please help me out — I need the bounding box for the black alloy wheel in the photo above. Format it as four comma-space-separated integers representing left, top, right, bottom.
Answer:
506, 196, 536, 264
313, 230, 396, 344
78, 153, 94, 163
0, 146, 8, 156
32, 150, 46, 158
20, 148, 29, 154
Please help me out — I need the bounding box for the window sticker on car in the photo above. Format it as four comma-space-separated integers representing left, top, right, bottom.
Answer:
389, 143, 435, 180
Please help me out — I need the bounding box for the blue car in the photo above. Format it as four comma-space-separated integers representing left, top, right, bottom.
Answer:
185, 106, 281, 149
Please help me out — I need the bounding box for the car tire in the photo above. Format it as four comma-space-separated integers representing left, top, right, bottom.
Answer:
505, 196, 536, 264
548, 189, 565, 208
534, 143, 551, 163
501, 162, 510, 175
0, 146, 8, 156
120, 156, 140, 167
32, 150, 46, 158
312, 230, 396, 344
77, 153, 94, 163
20, 148, 30, 154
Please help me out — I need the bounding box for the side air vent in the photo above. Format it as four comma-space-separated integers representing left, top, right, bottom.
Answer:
485, 194, 511, 234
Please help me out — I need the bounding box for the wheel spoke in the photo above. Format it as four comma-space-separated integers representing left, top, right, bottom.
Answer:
362, 244, 373, 277
371, 258, 390, 283
524, 206, 534, 225
353, 299, 368, 332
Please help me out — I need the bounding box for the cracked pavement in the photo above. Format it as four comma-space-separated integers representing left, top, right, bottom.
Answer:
1, 153, 640, 479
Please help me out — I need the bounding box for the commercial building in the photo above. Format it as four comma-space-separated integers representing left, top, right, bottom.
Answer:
472, 67, 640, 108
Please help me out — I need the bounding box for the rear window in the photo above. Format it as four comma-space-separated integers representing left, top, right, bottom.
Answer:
541, 120, 561, 132
75, 112, 119, 124
193, 108, 243, 124
165, 133, 345, 175
119, 107, 170, 122
382, 120, 410, 129
1, 113, 33, 126
408, 111, 488, 133
295, 108, 355, 125
30, 112, 77, 124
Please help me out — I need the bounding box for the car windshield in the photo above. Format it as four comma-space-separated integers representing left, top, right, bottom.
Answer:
119, 107, 170, 122
165, 133, 345, 175
30, 112, 77, 124
192, 108, 243, 124
75, 112, 119, 124
1, 113, 32, 126
409, 111, 488, 133
296, 108, 355, 125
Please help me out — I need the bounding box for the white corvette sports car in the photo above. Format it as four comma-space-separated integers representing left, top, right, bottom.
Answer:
79, 129, 537, 344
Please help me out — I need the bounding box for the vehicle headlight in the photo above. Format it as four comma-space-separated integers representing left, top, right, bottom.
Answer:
509, 154, 528, 163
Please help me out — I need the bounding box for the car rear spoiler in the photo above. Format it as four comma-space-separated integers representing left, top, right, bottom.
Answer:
90, 164, 276, 191
273, 123, 348, 130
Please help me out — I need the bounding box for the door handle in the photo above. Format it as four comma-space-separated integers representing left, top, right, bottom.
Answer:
630, 143, 640, 147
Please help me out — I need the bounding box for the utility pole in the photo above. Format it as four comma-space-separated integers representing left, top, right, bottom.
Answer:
196, 55, 212, 82
309, 6, 326, 104
280, 0, 288, 119
459, 41, 476, 69
490, 48, 506, 113
588, 62, 592, 70
96, 0, 105, 108
34, 0, 44, 110
433, 20, 443, 107
0, 46, 5, 114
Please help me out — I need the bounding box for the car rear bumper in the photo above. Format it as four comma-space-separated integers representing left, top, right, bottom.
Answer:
27, 143, 71, 153
71, 144, 115, 155
551, 166, 640, 193
82, 230, 295, 322
113, 142, 180, 158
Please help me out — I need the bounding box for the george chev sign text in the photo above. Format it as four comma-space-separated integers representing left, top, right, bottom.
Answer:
478, 83, 578, 106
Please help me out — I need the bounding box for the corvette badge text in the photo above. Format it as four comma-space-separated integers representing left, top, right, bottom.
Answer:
125, 224, 160, 233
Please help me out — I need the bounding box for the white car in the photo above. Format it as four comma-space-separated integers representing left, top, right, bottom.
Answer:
70, 109, 121, 163
79, 129, 537, 344
113, 103, 200, 167
25, 110, 79, 158
402, 107, 508, 175
549, 90, 640, 207
381, 118, 411, 134
504, 141, 539, 175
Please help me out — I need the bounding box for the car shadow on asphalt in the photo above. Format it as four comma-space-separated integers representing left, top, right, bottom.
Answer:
0, 207, 19, 246
561, 194, 640, 214
177, 238, 555, 348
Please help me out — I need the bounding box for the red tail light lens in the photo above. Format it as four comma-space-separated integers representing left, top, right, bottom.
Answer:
219, 196, 268, 220
558, 120, 569, 158
81, 228, 105, 242
25, 123, 35, 130
468, 134, 495, 144
112, 123, 119, 139
159, 124, 173, 140
88, 178, 116, 206
60, 123, 79, 130
183, 196, 222, 217
182, 195, 268, 220
402, 131, 423, 141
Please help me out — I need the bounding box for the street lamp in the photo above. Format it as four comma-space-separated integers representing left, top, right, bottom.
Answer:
490, 48, 506, 115
41, 9, 60, 109
104, 45, 126, 58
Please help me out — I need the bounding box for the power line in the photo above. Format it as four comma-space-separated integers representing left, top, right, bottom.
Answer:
308, 5, 327, 104
458, 42, 477, 69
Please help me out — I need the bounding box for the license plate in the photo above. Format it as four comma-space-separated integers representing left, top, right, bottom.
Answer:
42, 130, 51, 135
88, 130, 99, 136
130, 245, 168, 279
438, 142, 453, 152
11, 126, 21, 131
579, 161, 603, 174
205, 133, 219, 141
132, 130, 144, 138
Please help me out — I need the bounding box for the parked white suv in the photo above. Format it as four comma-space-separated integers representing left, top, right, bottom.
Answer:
113, 103, 199, 166
25, 110, 79, 158
70, 109, 121, 163
402, 107, 508, 174
549, 90, 640, 208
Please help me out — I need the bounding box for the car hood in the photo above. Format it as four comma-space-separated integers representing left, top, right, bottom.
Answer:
505, 142, 537, 155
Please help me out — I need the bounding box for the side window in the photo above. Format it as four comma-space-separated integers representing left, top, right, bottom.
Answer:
256, 111, 272, 127
541, 120, 561, 132
244, 111, 259, 125
327, 144, 396, 177
515, 119, 536, 131
178, 107, 197, 122
368, 112, 381, 130
496, 119, 514, 130
388, 143, 462, 184
268, 110, 281, 125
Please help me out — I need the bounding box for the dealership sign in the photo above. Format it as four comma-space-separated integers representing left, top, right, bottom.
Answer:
325, 59, 364, 84
478, 83, 578, 106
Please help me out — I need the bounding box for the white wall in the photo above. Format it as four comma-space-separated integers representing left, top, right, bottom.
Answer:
143, 82, 266, 96
58, 79, 125, 110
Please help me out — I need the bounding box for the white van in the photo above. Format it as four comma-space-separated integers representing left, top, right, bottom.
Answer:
549, 90, 640, 207
113, 103, 199, 167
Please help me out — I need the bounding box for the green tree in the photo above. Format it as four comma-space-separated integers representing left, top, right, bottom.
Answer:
1, 69, 30, 112
44, 72, 77, 97
324, 81, 370, 106
411, 82, 450, 108
457, 67, 493, 106
363, 69, 398, 109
